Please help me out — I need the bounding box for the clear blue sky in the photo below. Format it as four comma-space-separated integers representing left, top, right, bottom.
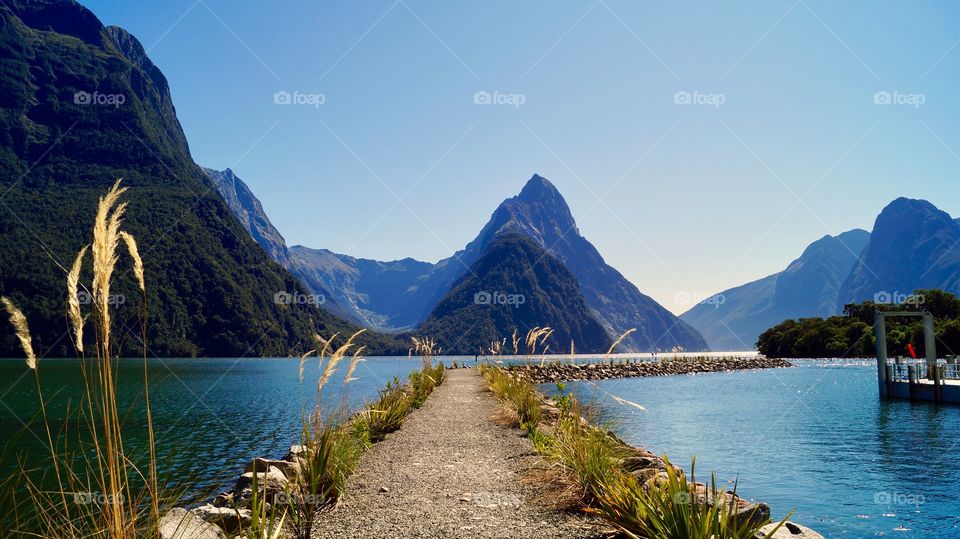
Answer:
85, 0, 960, 313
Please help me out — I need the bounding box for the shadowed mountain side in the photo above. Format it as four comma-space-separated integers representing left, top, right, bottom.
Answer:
839, 198, 960, 304
681, 230, 869, 350
414, 234, 612, 355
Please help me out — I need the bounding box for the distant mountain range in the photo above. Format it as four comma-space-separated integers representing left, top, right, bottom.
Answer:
681, 230, 869, 351
683, 197, 960, 350
0, 0, 399, 356
12, 0, 954, 357
208, 168, 709, 353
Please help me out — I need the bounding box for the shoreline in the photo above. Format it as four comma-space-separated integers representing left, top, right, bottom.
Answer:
482, 365, 824, 539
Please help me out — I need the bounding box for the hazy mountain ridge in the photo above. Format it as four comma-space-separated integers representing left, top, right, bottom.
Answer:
681, 230, 870, 350
288, 245, 440, 330
685, 197, 960, 351
236, 172, 708, 351
839, 198, 960, 304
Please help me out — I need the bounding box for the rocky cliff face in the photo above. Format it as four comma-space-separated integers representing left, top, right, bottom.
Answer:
203, 167, 291, 267
839, 198, 960, 305
681, 230, 869, 350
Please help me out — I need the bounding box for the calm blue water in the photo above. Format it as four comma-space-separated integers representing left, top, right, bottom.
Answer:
5, 357, 957, 537
544, 360, 960, 538
0, 356, 427, 497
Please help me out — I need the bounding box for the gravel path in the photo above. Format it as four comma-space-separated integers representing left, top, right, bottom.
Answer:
311, 368, 602, 539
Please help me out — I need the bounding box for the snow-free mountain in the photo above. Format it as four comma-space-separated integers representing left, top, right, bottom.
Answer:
208, 170, 709, 352
839, 198, 960, 305
684, 197, 960, 351
681, 230, 869, 351
416, 234, 613, 354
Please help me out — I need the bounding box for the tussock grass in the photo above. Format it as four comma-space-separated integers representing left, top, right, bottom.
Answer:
591, 457, 789, 539
0, 179, 179, 538
479, 329, 791, 539
357, 378, 413, 443
481, 366, 541, 433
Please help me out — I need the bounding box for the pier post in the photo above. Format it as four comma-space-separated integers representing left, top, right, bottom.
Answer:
924, 313, 937, 381
875, 314, 888, 398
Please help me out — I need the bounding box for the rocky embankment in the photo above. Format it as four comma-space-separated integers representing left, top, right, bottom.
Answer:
157, 445, 308, 538
513, 356, 792, 384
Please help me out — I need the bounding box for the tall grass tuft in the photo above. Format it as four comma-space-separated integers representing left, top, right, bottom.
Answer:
591, 457, 788, 539
0, 179, 179, 538
285, 330, 365, 538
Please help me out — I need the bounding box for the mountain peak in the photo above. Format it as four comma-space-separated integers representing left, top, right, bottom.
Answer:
838, 197, 960, 304
517, 173, 561, 203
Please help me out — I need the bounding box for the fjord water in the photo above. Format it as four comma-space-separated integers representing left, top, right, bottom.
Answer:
0, 357, 424, 497
545, 360, 960, 538
3, 357, 957, 537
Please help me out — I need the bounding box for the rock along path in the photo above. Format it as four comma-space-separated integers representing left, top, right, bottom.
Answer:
311, 369, 601, 539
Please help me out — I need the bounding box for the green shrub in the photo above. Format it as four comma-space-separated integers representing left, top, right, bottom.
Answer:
591, 457, 788, 539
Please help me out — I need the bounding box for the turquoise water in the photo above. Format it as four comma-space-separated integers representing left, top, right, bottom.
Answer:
0, 356, 425, 497
4, 357, 958, 537
544, 360, 960, 538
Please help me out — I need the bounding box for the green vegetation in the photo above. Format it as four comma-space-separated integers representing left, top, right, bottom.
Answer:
0, 178, 440, 537
480, 364, 788, 539
592, 457, 788, 539
757, 289, 960, 358
0, 2, 402, 358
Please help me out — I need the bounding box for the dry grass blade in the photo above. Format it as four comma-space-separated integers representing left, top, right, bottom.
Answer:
317, 330, 365, 396
67, 245, 89, 353
344, 346, 365, 383
298, 348, 316, 383
605, 328, 637, 359
118, 232, 144, 292
1, 297, 36, 369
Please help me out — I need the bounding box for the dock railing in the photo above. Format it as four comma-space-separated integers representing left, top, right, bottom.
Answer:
884, 356, 960, 383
